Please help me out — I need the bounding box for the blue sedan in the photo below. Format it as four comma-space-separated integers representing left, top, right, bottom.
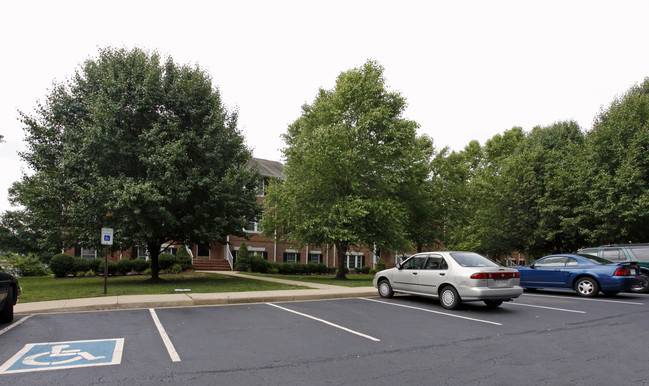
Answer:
515, 254, 645, 297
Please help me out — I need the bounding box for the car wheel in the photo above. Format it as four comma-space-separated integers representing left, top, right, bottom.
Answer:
575, 277, 599, 297
632, 275, 649, 293
0, 287, 14, 323
483, 299, 503, 308
378, 279, 394, 298
439, 286, 460, 310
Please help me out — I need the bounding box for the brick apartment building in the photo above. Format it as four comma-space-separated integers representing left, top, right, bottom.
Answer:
68, 158, 407, 270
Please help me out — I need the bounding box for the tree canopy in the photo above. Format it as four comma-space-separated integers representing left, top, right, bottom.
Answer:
11, 47, 261, 278
261, 60, 434, 278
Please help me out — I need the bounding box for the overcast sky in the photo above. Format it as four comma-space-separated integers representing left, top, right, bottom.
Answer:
1, 0, 648, 214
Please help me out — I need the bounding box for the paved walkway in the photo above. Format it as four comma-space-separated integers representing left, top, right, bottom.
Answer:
14, 271, 377, 315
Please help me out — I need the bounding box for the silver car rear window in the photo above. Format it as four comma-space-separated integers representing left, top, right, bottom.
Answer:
449, 252, 500, 267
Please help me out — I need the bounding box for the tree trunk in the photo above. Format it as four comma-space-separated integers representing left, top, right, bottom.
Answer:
335, 243, 347, 280
148, 241, 161, 281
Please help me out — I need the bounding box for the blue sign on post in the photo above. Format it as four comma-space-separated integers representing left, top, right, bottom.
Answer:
0, 338, 124, 374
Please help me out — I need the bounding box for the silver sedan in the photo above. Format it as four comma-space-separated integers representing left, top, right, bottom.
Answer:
373, 251, 523, 309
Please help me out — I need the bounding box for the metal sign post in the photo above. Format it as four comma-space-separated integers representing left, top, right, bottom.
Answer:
101, 228, 114, 294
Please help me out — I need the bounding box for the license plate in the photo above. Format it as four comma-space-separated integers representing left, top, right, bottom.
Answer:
493, 279, 508, 287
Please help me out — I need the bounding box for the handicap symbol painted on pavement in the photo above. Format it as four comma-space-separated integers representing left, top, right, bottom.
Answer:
0, 338, 124, 374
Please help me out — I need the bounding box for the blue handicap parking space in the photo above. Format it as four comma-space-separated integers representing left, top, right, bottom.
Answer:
0, 338, 124, 374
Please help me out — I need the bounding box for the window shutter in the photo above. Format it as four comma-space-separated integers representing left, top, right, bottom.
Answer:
263, 252, 268, 260
362, 256, 365, 267
319, 254, 323, 264
75, 246, 81, 257
283, 253, 287, 263
296, 253, 301, 264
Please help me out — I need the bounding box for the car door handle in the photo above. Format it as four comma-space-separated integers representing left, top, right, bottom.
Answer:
439, 273, 445, 276
412, 272, 418, 276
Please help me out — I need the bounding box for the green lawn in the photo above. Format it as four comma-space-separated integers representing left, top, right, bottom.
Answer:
244, 273, 375, 287
17, 272, 311, 303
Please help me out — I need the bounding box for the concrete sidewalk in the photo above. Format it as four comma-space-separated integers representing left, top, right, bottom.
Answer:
14, 271, 378, 315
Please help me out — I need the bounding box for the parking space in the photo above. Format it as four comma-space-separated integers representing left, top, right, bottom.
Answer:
1, 292, 648, 384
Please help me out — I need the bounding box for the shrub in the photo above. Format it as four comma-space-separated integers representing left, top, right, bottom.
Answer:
117, 259, 134, 275
360, 266, 371, 274
89, 258, 104, 273
158, 253, 177, 271
249, 256, 269, 273
376, 258, 386, 271
14, 254, 50, 277
50, 254, 75, 277
73, 258, 90, 275
85, 270, 95, 277
131, 258, 149, 273
175, 245, 194, 270
99, 260, 118, 275
234, 243, 251, 272
168, 263, 183, 274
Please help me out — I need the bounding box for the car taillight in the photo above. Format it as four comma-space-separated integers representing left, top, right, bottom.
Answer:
614, 267, 632, 276
470, 272, 519, 279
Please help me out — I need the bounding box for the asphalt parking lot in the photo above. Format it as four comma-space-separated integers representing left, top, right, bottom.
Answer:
1, 291, 648, 385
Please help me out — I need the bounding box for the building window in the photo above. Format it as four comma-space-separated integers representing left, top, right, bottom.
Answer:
257, 177, 270, 197
244, 221, 260, 233
283, 252, 300, 263
75, 246, 97, 259
308, 253, 323, 264
134, 246, 148, 260
345, 254, 365, 269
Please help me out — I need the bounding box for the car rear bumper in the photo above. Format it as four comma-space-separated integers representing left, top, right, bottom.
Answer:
457, 286, 524, 301
600, 276, 644, 291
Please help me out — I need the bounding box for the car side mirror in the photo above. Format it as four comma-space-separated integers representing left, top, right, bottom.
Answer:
396, 262, 402, 270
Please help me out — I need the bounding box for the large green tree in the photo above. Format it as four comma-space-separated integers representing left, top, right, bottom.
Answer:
12, 47, 261, 279
260, 60, 431, 279
580, 78, 649, 244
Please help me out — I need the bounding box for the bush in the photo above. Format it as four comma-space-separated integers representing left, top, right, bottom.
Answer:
73, 258, 90, 275
117, 259, 134, 275
175, 245, 193, 270
99, 260, 118, 275
85, 270, 95, 277
89, 258, 104, 273
13, 254, 50, 277
168, 263, 183, 274
234, 243, 251, 272
376, 258, 386, 271
131, 258, 149, 273
50, 254, 75, 277
158, 253, 177, 271
249, 256, 269, 273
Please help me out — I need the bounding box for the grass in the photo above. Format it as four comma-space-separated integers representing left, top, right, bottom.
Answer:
17, 272, 311, 303
244, 273, 375, 287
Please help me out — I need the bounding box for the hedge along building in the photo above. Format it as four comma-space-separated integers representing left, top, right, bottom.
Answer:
65, 158, 405, 270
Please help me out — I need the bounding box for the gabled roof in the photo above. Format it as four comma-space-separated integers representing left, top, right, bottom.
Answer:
250, 158, 284, 179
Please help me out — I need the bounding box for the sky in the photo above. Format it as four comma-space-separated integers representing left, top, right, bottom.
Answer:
1, 0, 648, 214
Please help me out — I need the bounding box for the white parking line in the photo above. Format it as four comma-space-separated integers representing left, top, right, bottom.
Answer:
149, 309, 181, 362
266, 303, 381, 342
523, 293, 644, 305
362, 298, 502, 326
0, 315, 33, 336
508, 302, 586, 313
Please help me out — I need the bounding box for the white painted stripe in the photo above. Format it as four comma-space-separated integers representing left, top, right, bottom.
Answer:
0, 315, 32, 336
523, 293, 644, 305
266, 303, 380, 342
149, 309, 181, 362
508, 302, 586, 313
363, 298, 503, 326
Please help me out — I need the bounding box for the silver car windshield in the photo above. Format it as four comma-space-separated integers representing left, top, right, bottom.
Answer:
449, 252, 500, 267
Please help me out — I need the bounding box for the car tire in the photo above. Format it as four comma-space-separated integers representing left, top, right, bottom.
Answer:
378, 279, 394, 298
439, 286, 460, 310
483, 299, 503, 308
632, 275, 649, 293
1, 287, 14, 323
574, 277, 599, 297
